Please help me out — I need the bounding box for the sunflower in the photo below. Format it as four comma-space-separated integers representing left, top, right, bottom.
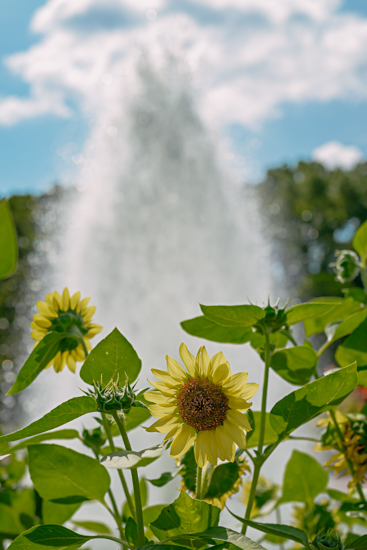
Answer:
145, 344, 258, 467
30, 287, 102, 373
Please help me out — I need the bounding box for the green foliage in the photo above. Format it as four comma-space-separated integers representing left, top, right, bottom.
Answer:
8, 332, 77, 395
0, 198, 18, 280
199, 304, 265, 327
101, 441, 169, 469
270, 346, 317, 385
270, 363, 358, 437
0, 396, 97, 443
80, 327, 141, 385
280, 450, 328, 505
335, 319, 367, 367
28, 444, 110, 503
150, 491, 220, 539
245, 411, 278, 448
353, 220, 367, 266
181, 316, 253, 344
7, 525, 95, 549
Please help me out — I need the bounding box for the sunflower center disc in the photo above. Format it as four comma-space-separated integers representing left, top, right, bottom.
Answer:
177, 378, 229, 431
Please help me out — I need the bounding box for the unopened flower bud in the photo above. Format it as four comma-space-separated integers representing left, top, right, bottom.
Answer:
81, 426, 106, 450
310, 531, 343, 550
331, 250, 361, 283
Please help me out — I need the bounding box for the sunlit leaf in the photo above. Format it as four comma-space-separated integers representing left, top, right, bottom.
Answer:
150, 490, 220, 540
0, 503, 23, 537
28, 444, 110, 503
303, 298, 361, 337
246, 411, 278, 448
270, 346, 317, 385
168, 527, 267, 550
200, 304, 265, 327
353, 220, 367, 265
280, 450, 328, 505
7, 525, 96, 549
42, 500, 80, 526
8, 332, 74, 395
0, 198, 18, 280
8, 430, 79, 453
269, 363, 358, 437
72, 521, 111, 534
181, 315, 253, 344
80, 327, 141, 385
335, 319, 367, 368
0, 397, 97, 443
285, 302, 338, 326
101, 441, 169, 469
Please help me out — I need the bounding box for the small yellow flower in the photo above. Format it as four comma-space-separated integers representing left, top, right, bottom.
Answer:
145, 344, 258, 467
316, 411, 367, 491
30, 287, 102, 373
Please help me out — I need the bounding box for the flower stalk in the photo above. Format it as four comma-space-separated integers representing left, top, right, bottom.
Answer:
111, 411, 146, 547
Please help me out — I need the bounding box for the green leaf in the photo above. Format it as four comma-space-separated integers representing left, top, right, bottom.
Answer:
303, 298, 361, 337
7, 525, 94, 549
269, 363, 358, 437
28, 444, 110, 503
72, 521, 111, 535
126, 517, 139, 547
8, 332, 74, 395
101, 441, 169, 469
270, 346, 317, 385
0, 396, 97, 443
335, 319, 367, 368
0, 503, 23, 537
42, 500, 81, 526
200, 304, 265, 328
280, 450, 328, 505
80, 327, 141, 385
150, 490, 220, 540
246, 411, 278, 448
0, 198, 18, 280
345, 534, 367, 549
326, 310, 367, 344
147, 470, 180, 487
326, 489, 359, 503
142, 505, 167, 526
8, 430, 79, 453
181, 316, 253, 344
169, 527, 267, 550
353, 220, 367, 265
227, 513, 309, 549
285, 302, 338, 326
205, 462, 243, 501
343, 287, 367, 304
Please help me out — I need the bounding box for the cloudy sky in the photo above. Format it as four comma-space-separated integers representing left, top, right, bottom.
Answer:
1, 0, 367, 194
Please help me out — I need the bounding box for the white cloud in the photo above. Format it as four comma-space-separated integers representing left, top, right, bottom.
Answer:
1, 0, 367, 130
312, 141, 364, 170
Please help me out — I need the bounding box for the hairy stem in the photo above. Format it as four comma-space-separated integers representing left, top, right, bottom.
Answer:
241, 327, 272, 535
329, 408, 366, 503
101, 413, 136, 519
112, 411, 145, 547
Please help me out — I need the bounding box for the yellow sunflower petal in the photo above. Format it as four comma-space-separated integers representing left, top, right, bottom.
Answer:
149, 403, 178, 418
53, 351, 63, 373
147, 380, 178, 395
166, 356, 187, 382
223, 373, 249, 396
196, 346, 211, 378
171, 424, 196, 458
74, 345, 85, 361
146, 414, 181, 433
70, 291, 81, 310
226, 410, 252, 431
36, 301, 58, 318
86, 324, 103, 337
52, 291, 63, 311
83, 337, 92, 351
228, 396, 252, 411
164, 425, 181, 441
210, 352, 228, 373
76, 296, 91, 313
45, 293, 55, 310
62, 287, 70, 311
213, 363, 231, 384
67, 355, 76, 373
223, 419, 247, 449
144, 391, 176, 405
179, 343, 196, 377
30, 321, 39, 330
32, 314, 52, 329
151, 369, 182, 388
215, 425, 235, 461
194, 430, 209, 468
31, 330, 47, 341
240, 383, 259, 401
82, 306, 96, 323
204, 431, 218, 465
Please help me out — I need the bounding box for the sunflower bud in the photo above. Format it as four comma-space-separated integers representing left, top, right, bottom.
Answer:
310, 531, 343, 550
81, 426, 107, 452
330, 250, 361, 283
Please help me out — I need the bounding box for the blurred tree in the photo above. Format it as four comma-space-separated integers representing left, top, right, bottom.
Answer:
256, 161, 367, 300
0, 186, 63, 427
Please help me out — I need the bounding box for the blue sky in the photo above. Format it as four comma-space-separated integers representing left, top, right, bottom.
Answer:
1, 0, 367, 195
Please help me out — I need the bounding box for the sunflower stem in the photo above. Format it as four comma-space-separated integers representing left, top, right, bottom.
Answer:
196, 466, 203, 499
329, 408, 366, 503
241, 326, 272, 535
112, 411, 146, 547
361, 265, 367, 292
101, 413, 137, 520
